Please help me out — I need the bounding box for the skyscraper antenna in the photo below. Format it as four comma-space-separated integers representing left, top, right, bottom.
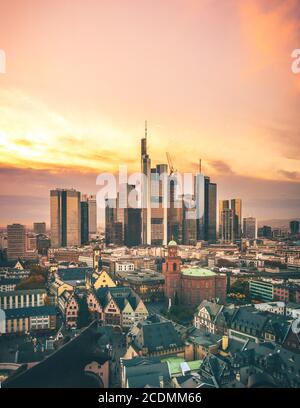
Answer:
199, 158, 202, 174
145, 120, 147, 139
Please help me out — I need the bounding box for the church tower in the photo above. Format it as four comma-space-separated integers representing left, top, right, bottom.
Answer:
93, 245, 102, 273
86, 245, 103, 289
162, 240, 181, 303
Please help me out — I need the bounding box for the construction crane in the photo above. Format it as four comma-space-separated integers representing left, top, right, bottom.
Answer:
166, 152, 177, 176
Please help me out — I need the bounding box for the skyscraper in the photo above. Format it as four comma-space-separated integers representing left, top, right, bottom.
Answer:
81, 194, 97, 239
167, 175, 183, 243
50, 189, 81, 248
219, 199, 229, 238
80, 200, 89, 245
231, 198, 242, 240
220, 208, 234, 242
183, 194, 197, 245
124, 185, 141, 247
7, 224, 26, 260
243, 217, 257, 239
290, 220, 300, 235
151, 164, 168, 246
141, 121, 151, 245
208, 182, 217, 242
195, 174, 217, 243
219, 198, 242, 242
87, 195, 97, 236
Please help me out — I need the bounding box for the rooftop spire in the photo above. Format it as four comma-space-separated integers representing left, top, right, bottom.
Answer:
145, 120, 147, 139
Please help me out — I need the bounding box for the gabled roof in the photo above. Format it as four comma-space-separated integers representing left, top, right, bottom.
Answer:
197, 300, 223, 321
95, 286, 141, 312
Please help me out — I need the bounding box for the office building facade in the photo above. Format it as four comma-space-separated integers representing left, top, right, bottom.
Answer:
243, 217, 257, 239
80, 201, 89, 245
7, 224, 26, 261
50, 189, 81, 248
219, 198, 242, 242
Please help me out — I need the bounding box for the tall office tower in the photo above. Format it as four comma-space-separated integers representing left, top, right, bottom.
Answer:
243, 217, 257, 239
81, 194, 97, 237
50, 189, 81, 248
7, 224, 26, 260
87, 195, 97, 236
167, 175, 183, 243
33, 222, 46, 235
105, 198, 117, 245
290, 220, 300, 235
195, 173, 205, 241
195, 174, 217, 243
220, 208, 234, 242
208, 182, 217, 242
219, 200, 229, 238
141, 121, 151, 245
183, 195, 197, 245
80, 201, 89, 245
231, 198, 242, 240
150, 164, 168, 246
124, 184, 141, 247
219, 199, 242, 242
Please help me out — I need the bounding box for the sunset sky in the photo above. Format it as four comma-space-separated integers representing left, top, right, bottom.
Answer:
0, 0, 300, 226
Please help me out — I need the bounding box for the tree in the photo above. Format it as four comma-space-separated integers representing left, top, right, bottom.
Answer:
230, 280, 249, 297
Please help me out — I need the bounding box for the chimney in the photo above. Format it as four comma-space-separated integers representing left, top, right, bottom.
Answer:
222, 335, 229, 351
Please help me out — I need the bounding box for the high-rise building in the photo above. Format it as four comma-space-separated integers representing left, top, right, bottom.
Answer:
257, 225, 272, 239
105, 198, 117, 245
80, 201, 89, 245
33, 222, 46, 235
151, 164, 168, 246
243, 217, 257, 239
125, 207, 142, 247
208, 182, 217, 242
191, 173, 217, 243
183, 195, 197, 245
220, 208, 234, 242
219, 200, 229, 238
141, 121, 151, 245
167, 175, 183, 243
195, 173, 205, 241
7, 224, 26, 260
219, 199, 242, 242
124, 185, 141, 247
87, 195, 97, 236
50, 189, 81, 248
290, 220, 300, 235
81, 194, 97, 238
231, 198, 242, 240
